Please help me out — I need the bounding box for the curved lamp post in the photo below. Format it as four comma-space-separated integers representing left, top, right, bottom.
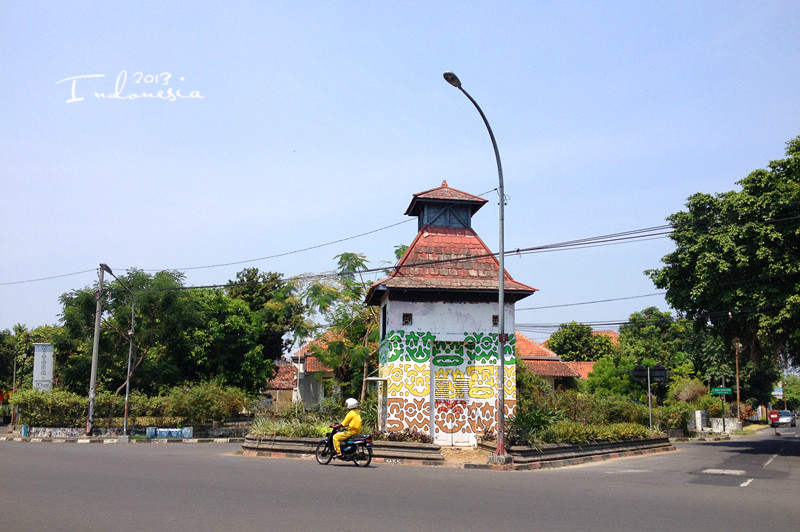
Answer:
100, 263, 136, 436
443, 71, 508, 456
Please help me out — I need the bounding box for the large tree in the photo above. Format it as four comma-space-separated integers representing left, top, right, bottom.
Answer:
647, 136, 800, 370
547, 321, 615, 362
303, 252, 381, 400
55, 267, 305, 396
225, 267, 311, 359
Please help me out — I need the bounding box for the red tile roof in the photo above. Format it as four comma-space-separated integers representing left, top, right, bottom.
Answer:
366, 225, 537, 303
592, 330, 620, 344
523, 359, 581, 378
563, 361, 596, 380
515, 332, 580, 378
293, 331, 336, 373
404, 180, 488, 216
515, 332, 559, 358
266, 360, 297, 390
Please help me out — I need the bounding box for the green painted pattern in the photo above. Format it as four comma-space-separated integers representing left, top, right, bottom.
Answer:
379, 330, 516, 365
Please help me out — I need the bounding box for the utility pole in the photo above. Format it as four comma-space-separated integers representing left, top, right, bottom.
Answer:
86, 265, 105, 436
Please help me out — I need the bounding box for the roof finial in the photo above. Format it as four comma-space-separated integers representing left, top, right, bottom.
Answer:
441, 180, 448, 187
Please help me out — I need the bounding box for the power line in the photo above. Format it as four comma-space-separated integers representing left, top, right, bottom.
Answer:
4, 203, 798, 287
145, 219, 414, 272
517, 292, 667, 311
0, 269, 97, 286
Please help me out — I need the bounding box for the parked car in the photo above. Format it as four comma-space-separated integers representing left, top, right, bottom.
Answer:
771, 410, 796, 428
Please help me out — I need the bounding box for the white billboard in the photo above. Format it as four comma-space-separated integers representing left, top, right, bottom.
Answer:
33, 343, 54, 391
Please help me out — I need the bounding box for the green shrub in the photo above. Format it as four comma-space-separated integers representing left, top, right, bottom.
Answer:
597, 396, 649, 425
692, 394, 722, 417
9, 389, 86, 427
166, 381, 248, 425
249, 417, 329, 438
656, 402, 692, 430
667, 378, 707, 404
539, 420, 651, 444
95, 391, 124, 428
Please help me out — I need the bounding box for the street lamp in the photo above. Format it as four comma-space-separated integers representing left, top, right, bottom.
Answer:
100, 263, 136, 436
443, 71, 508, 457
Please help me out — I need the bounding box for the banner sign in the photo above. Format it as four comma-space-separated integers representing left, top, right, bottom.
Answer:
33, 343, 54, 391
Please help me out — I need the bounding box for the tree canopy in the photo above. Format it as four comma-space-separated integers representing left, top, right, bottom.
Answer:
302, 252, 380, 400
647, 135, 800, 369
546, 321, 614, 362
52, 267, 305, 396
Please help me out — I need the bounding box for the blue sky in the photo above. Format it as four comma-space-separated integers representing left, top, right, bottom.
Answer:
2, 2, 799, 341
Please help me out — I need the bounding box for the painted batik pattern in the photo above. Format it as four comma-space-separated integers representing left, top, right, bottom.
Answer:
379, 331, 516, 446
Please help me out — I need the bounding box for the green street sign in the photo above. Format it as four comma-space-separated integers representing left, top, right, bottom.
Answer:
711, 387, 732, 395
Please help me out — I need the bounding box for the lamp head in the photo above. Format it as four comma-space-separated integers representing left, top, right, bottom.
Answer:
100, 263, 113, 274
443, 71, 462, 88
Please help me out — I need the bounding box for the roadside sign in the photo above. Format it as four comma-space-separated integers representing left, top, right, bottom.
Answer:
650, 365, 667, 382
632, 365, 648, 381
772, 387, 783, 398
711, 387, 732, 395
768, 410, 780, 422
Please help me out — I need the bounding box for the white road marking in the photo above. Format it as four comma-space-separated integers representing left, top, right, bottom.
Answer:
740, 478, 754, 487
701, 469, 746, 476
763, 454, 779, 468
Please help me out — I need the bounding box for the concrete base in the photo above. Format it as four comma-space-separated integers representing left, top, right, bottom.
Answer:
487, 453, 512, 464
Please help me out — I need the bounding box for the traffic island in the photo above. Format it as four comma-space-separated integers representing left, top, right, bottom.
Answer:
240, 434, 445, 465
477, 436, 676, 470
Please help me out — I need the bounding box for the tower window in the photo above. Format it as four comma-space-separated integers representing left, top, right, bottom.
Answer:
492, 315, 499, 326
402, 313, 413, 326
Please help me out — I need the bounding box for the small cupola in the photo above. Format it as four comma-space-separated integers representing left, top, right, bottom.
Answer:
404, 180, 488, 231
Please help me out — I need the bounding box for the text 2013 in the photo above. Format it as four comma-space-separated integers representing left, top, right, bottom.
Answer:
132, 72, 173, 85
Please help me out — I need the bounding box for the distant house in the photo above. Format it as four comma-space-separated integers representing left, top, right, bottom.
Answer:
264, 359, 296, 410
563, 361, 595, 380
263, 334, 335, 409
515, 332, 580, 388
592, 329, 620, 345
290, 333, 336, 405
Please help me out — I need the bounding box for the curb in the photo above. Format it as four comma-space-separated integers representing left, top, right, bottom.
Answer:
237, 443, 676, 470
0, 435, 245, 444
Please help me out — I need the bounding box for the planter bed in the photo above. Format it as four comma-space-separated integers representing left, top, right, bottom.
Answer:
241, 434, 445, 464
478, 436, 674, 468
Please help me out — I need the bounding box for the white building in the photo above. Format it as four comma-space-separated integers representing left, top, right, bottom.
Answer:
365, 181, 536, 446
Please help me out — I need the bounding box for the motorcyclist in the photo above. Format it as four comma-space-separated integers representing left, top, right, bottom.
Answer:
332, 397, 362, 458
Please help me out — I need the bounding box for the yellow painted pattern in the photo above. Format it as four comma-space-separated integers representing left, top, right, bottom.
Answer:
404, 363, 430, 397
467, 366, 495, 399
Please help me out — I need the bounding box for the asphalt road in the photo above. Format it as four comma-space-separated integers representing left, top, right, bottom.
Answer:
1, 426, 797, 531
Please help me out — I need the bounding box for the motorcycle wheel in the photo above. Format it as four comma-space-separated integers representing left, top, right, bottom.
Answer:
353, 445, 372, 467
315, 442, 332, 465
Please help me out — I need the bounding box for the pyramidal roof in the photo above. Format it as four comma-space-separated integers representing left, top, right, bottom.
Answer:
404, 180, 488, 217
365, 184, 537, 304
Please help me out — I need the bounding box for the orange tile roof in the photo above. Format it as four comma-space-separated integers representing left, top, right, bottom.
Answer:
515, 332, 559, 358
366, 225, 537, 303
293, 331, 336, 373
515, 332, 579, 378
266, 360, 297, 390
305, 355, 330, 373
404, 180, 488, 216
592, 330, 620, 344
523, 359, 581, 378
563, 361, 596, 380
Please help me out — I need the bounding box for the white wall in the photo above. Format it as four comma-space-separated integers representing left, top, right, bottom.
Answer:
383, 300, 515, 338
